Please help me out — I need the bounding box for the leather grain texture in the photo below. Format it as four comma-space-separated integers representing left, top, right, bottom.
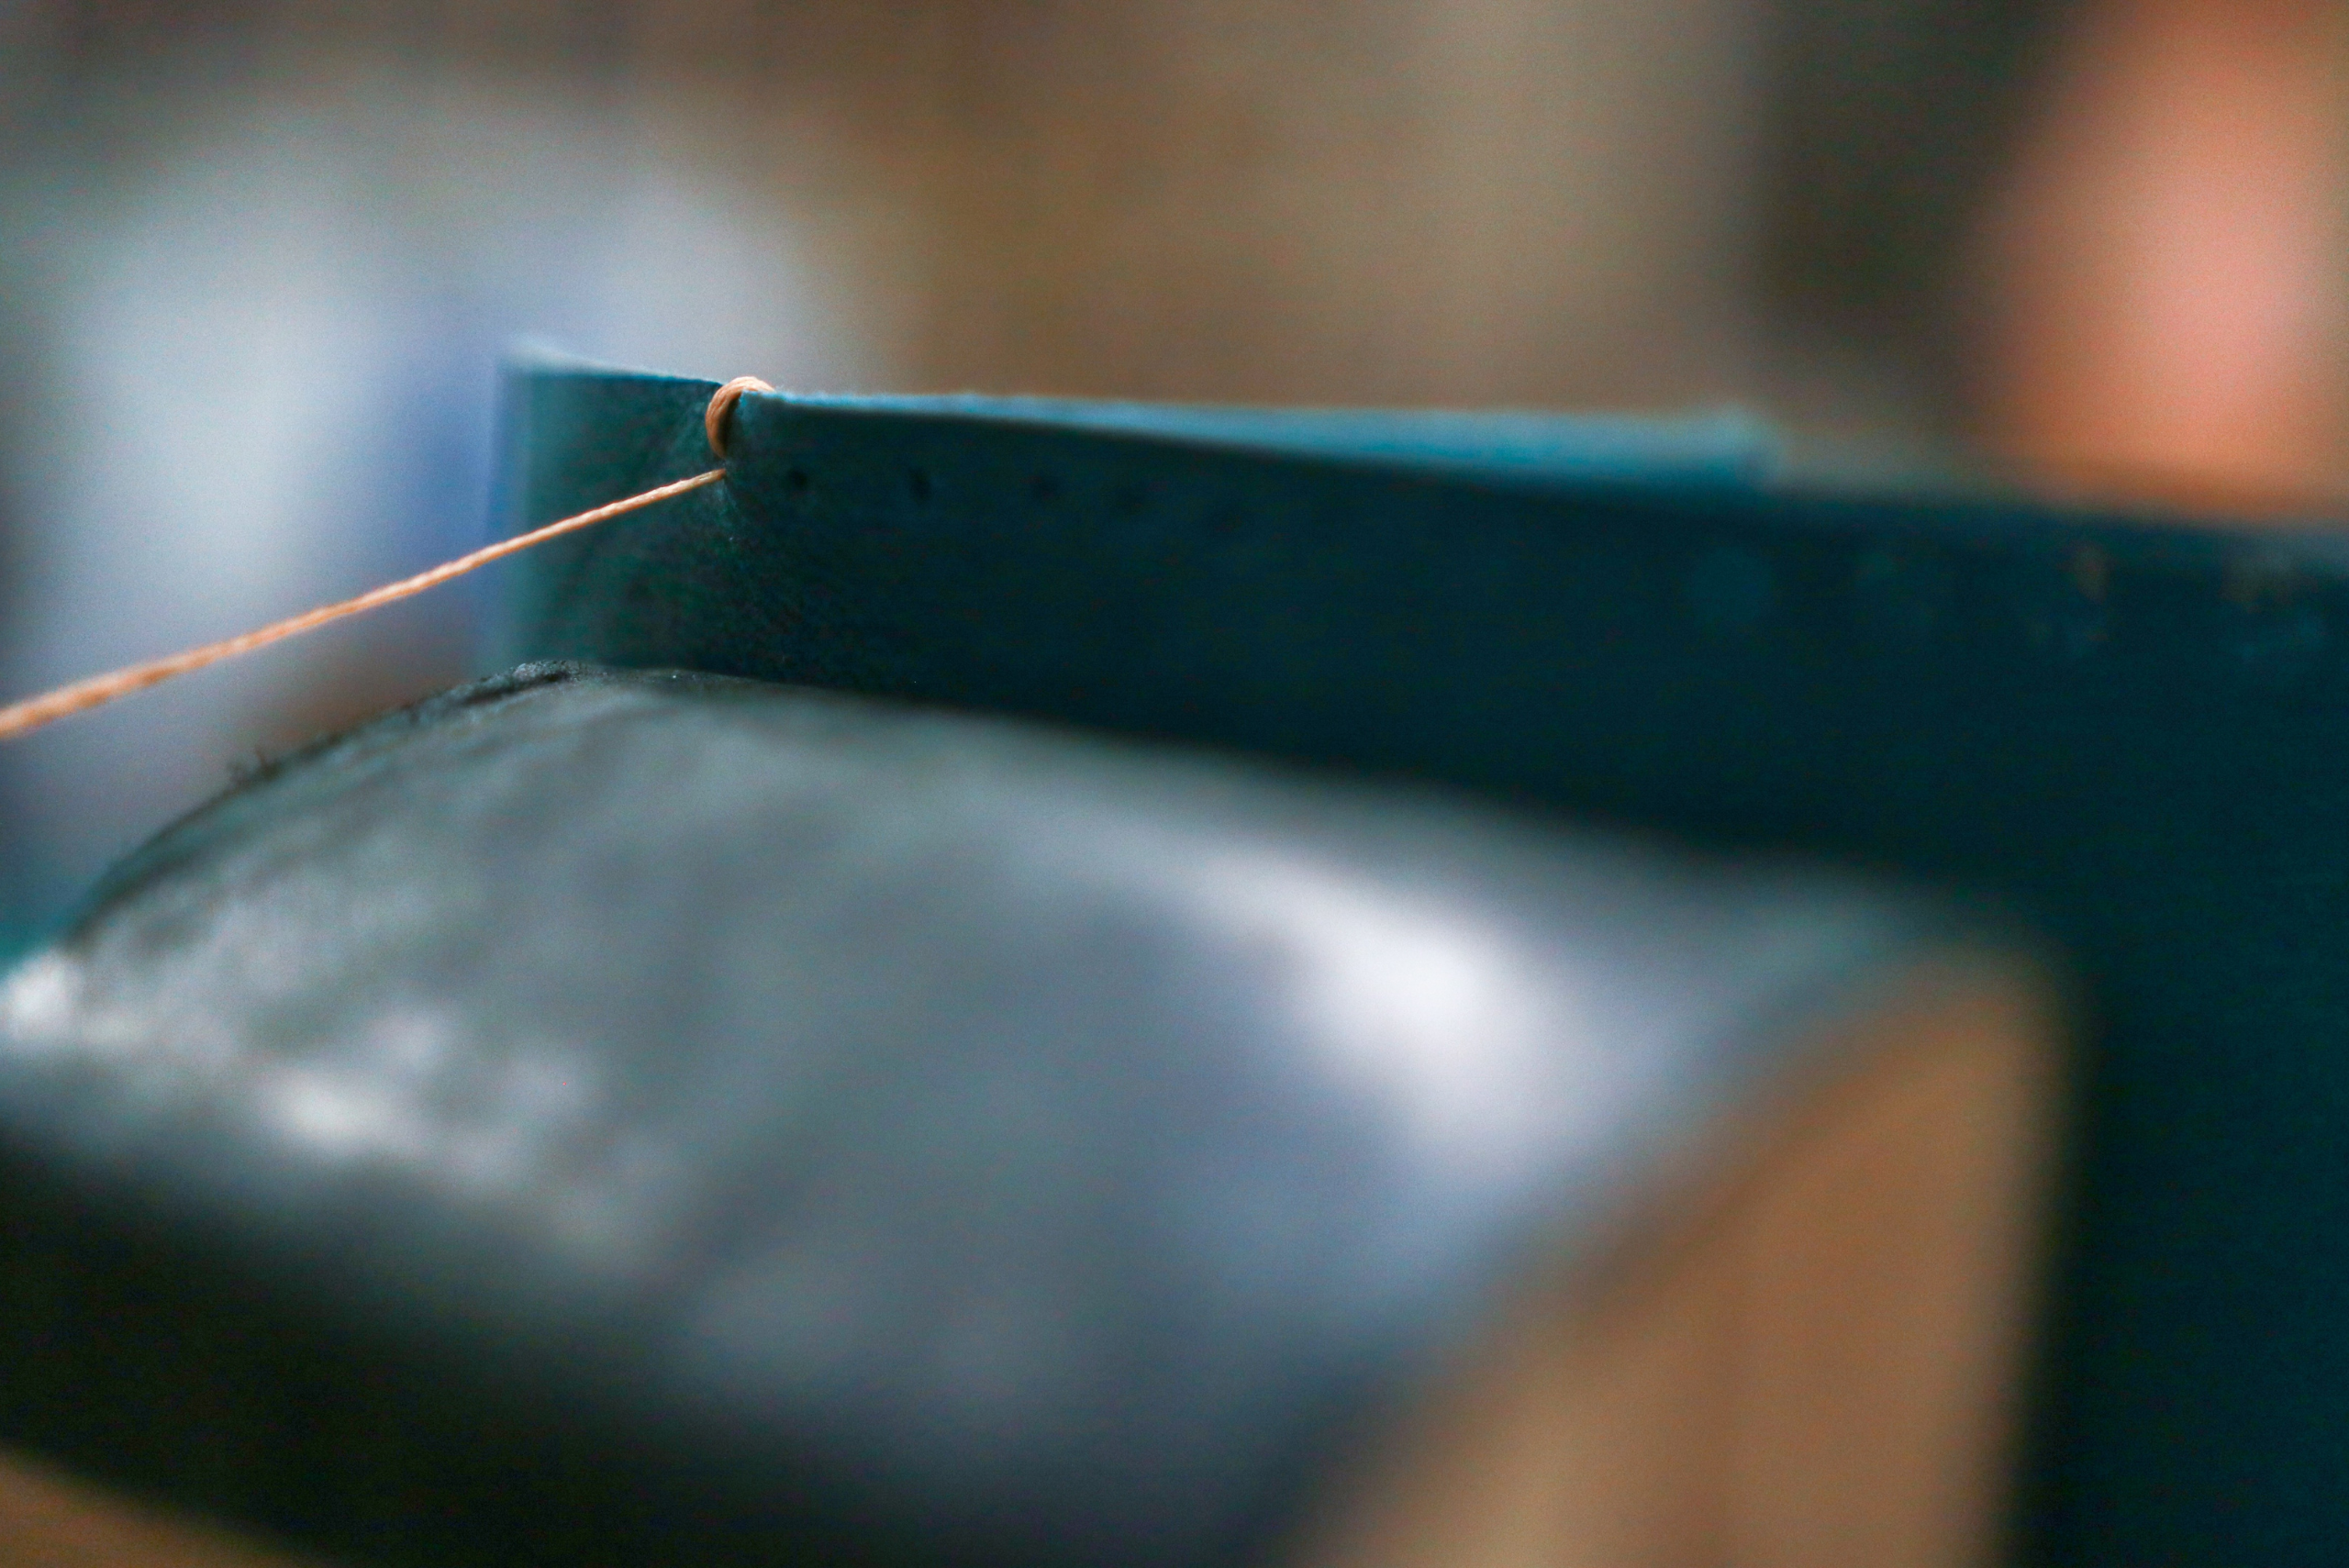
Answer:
501, 363, 2349, 1567
0, 665, 1939, 1568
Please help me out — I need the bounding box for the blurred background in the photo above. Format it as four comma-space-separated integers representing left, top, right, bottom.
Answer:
0, 0, 2342, 952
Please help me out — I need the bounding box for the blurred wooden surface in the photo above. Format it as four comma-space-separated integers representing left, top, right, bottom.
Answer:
1289, 962, 2057, 1568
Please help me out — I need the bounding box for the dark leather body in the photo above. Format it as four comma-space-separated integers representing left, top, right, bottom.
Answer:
0, 665, 1939, 1567
501, 366, 2349, 1567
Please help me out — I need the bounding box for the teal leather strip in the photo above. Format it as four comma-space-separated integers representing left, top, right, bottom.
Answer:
503, 362, 2349, 1568
730, 391, 1778, 486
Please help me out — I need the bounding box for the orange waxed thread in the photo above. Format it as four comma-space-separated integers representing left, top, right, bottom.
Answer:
0, 377, 773, 745
705, 375, 772, 460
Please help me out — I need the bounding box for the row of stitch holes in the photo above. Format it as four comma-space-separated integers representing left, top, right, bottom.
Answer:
788, 484, 2330, 684
778, 469, 1062, 506
1700, 544, 2094, 653
894, 468, 1068, 508
1846, 544, 2332, 684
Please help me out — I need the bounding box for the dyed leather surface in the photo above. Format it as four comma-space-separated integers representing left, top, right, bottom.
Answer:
503, 364, 2349, 1566
0, 665, 1938, 1567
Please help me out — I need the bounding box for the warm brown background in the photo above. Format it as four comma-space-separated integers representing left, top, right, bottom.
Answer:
4, 1, 2339, 460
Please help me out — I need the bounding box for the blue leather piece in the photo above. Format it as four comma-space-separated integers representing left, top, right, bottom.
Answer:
500, 363, 2349, 1568
0, 665, 1936, 1567
718, 394, 1777, 487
